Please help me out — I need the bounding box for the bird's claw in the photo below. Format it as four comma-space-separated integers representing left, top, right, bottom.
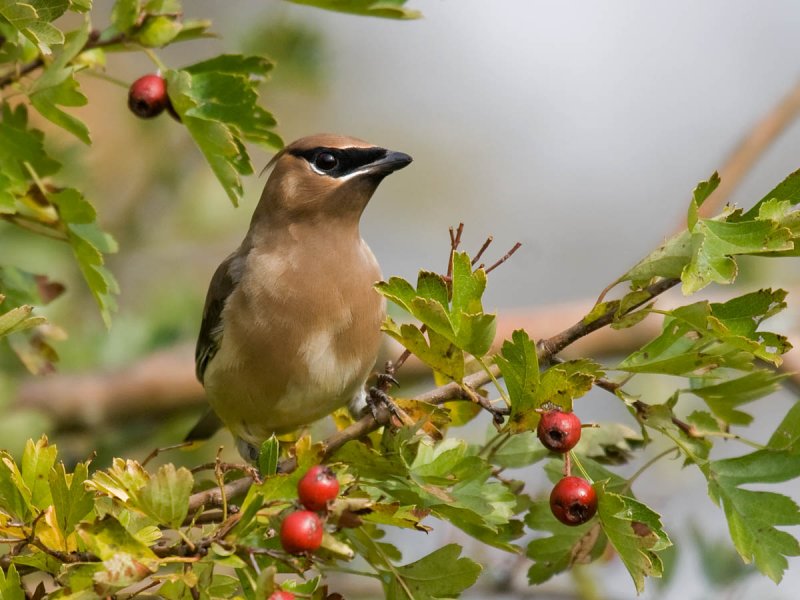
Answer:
366, 386, 402, 425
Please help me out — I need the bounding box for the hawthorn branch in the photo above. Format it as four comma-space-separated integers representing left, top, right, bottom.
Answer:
185, 276, 682, 509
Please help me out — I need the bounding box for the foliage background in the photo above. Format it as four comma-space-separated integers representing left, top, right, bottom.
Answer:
1, 0, 800, 597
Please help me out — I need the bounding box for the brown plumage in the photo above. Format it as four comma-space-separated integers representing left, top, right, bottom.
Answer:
188, 134, 412, 459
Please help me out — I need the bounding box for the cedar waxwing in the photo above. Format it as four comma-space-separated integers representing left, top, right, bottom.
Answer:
187, 134, 412, 460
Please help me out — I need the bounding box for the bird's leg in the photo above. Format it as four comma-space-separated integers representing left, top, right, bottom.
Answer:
365, 361, 413, 427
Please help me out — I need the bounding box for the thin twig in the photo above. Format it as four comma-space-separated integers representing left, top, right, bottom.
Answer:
471, 236, 493, 266
484, 242, 522, 274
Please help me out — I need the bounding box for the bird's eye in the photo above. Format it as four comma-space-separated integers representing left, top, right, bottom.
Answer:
314, 152, 338, 171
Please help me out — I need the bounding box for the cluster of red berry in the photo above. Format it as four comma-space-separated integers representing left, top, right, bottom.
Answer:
537, 409, 597, 526
128, 73, 179, 120
267, 465, 341, 600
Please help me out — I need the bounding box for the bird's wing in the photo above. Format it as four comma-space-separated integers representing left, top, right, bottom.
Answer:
188, 250, 244, 443
195, 250, 242, 383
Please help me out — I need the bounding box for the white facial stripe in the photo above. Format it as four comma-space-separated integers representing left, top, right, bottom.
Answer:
307, 146, 374, 180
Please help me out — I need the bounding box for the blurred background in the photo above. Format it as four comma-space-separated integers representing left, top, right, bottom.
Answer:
2, 0, 800, 598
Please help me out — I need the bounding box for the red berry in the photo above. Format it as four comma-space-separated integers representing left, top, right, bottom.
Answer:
537, 409, 582, 452
550, 476, 597, 526
268, 591, 295, 600
128, 74, 168, 119
298, 465, 340, 511
280, 510, 323, 554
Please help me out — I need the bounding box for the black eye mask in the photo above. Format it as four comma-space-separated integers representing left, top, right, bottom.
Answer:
290, 146, 388, 178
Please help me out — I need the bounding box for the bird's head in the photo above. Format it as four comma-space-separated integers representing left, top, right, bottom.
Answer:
254, 134, 412, 224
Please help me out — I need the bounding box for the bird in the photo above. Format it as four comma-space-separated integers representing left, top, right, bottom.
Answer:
186, 134, 412, 460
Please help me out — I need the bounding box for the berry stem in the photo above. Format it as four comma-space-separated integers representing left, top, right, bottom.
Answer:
142, 48, 168, 72
621, 446, 680, 494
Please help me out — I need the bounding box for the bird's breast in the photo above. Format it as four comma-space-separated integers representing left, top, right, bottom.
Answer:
203, 235, 384, 443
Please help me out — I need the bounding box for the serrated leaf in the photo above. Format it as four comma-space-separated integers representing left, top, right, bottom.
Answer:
620, 229, 694, 283
0, 304, 46, 337
77, 518, 158, 564
284, 0, 421, 19
0, 0, 67, 53
741, 168, 800, 220
382, 319, 464, 381
688, 172, 721, 229
165, 69, 252, 205
768, 400, 800, 451
380, 544, 480, 600
20, 436, 57, 511
28, 21, 90, 143
682, 217, 794, 294
526, 498, 606, 585
50, 460, 94, 536
597, 484, 671, 593
0, 103, 61, 185
703, 450, 800, 582
66, 221, 119, 327
0, 563, 25, 600
496, 329, 539, 432
137, 464, 193, 528
689, 370, 788, 426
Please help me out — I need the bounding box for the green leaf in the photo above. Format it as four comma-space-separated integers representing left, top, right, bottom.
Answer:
111, 0, 140, 32
135, 14, 182, 46
0, 0, 67, 53
28, 23, 91, 143
258, 435, 279, 477
538, 359, 603, 410
596, 484, 672, 593
20, 436, 57, 510
485, 431, 547, 469
0, 303, 46, 337
687, 172, 721, 230
137, 464, 194, 528
284, 0, 421, 19
682, 216, 794, 294
768, 400, 800, 451
379, 544, 481, 600
689, 370, 789, 426
382, 319, 464, 381
620, 230, 693, 283
0, 563, 25, 600
741, 168, 800, 220
50, 460, 94, 536
526, 497, 606, 585
702, 450, 800, 582
618, 290, 789, 377
66, 220, 119, 326
77, 518, 158, 564
496, 329, 539, 432
166, 68, 260, 206
0, 103, 61, 185
575, 422, 644, 465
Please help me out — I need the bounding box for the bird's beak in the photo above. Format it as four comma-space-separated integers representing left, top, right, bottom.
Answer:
365, 150, 413, 176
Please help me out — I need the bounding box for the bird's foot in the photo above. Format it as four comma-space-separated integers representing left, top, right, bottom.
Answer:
365, 385, 413, 428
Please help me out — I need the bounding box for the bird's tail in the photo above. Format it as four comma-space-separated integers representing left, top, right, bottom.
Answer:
184, 408, 224, 442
